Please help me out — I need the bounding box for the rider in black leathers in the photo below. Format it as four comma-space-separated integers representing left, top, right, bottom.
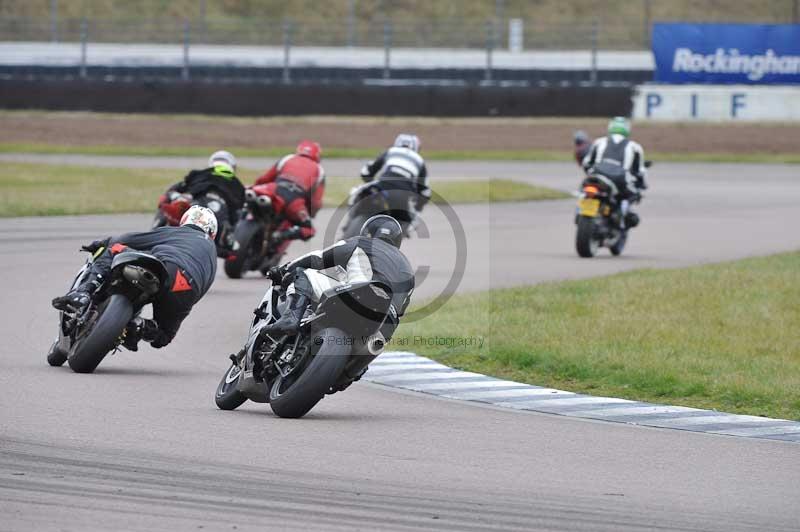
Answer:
356, 134, 430, 226
52, 206, 218, 351
264, 215, 415, 341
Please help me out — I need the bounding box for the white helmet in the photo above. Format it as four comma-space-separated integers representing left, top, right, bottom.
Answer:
393, 134, 420, 152
208, 150, 237, 172
180, 205, 218, 240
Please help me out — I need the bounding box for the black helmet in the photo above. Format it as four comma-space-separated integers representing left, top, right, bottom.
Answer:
360, 215, 403, 248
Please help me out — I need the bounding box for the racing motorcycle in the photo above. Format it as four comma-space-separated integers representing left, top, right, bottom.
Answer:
340, 181, 414, 239
223, 188, 284, 279
47, 246, 169, 373
152, 191, 236, 258
214, 277, 392, 418
574, 161, 651, 258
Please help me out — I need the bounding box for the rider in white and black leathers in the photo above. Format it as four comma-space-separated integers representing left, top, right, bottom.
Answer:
357, 133, 430, 225
581, 117, 648, 227
264, 215, 415, 341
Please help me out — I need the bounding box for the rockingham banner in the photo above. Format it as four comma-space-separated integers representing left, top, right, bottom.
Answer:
652, 23, 800, 84
632, 84, 800, 121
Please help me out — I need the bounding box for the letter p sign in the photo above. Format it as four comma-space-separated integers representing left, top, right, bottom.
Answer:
646, 93, 662, 117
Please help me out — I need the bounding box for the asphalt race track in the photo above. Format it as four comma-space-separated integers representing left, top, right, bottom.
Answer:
1, 160, 799, 531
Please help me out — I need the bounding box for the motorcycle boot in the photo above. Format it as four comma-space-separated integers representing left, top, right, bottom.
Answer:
262, 293, 310, 336
121, 317, 160, 351
51, 273, 104, 314
625, 211, 640, 228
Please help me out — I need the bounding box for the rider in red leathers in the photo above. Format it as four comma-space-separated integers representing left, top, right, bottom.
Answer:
250, 140, 325, 255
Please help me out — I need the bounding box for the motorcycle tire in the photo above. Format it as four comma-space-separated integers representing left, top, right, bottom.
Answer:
46, 341, 68, 367
269, 327, 350, 419
214, 362, 247, 410
341, 214, 367, 240
575, 216, 599, 258
67, 295, 134, 374
224, 221, 263, 279
610, 230, 628, 256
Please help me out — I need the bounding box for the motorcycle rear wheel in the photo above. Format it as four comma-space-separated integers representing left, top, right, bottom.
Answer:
575, 216, 599, 258
341, 214, 367, 240
224, 221, 263, 279
67, 295, 133, 374
269, 328, 350, 419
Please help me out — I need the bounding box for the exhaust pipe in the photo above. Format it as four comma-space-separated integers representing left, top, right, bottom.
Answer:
245, 189, 257, 201
366, 332, 386, 356
256, 195, 272, 208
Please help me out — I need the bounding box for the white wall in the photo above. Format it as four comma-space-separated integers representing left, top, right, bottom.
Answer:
632, 84, 800, 122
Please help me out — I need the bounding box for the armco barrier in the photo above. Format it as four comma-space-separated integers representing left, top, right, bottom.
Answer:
633, 84, 800, 121
0, 79, 633, 117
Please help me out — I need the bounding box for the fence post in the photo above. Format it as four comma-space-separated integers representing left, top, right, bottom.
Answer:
383, 21, 391, 80
794, 0, 799, 23
50, 0, 58, 43
347, 0, 357, 46
642, 0, 651, 47
589, 19, 598, 86
283, 19, 292, 84
79, 18, 88, 79
182, 20, 191, 81
485, 19, 494, 83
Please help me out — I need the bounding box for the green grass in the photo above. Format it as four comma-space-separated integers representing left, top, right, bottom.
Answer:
3, 143, 799, 164
394, 252, 800, 420
0, 162, 566, 217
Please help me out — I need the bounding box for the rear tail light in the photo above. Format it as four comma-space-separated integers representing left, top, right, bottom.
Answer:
583, 185, 599, 197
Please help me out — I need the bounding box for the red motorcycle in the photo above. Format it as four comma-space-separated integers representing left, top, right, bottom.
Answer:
223, 187, 287, 279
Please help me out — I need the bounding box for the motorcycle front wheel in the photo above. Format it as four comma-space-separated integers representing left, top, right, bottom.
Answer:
46, 340, 68, 367
269, 328, 350, 419
67, 294, 134, 374
214, 362, 247, 410
610, 230, 628, 256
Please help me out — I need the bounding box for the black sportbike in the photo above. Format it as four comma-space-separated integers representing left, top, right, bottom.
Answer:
47, 247, 169, 373
340, 181, 414, 239
214, 278, 392, 418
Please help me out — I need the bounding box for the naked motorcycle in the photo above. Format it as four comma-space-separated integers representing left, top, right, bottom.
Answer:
214, 278, 392, 418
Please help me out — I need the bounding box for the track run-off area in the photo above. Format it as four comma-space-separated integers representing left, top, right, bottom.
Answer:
1, 158, 799, 531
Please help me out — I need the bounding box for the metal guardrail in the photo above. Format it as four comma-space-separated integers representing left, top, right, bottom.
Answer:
0, 17, 649, 84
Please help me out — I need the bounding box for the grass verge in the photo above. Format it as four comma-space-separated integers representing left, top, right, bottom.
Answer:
393, 252, 800, 420
2, 143, 799, 164
0, 162, 566, 217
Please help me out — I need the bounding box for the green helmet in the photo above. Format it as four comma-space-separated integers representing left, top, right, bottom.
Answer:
607, 116, 631, 137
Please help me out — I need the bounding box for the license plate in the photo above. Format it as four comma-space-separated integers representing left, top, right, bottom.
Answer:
579, 198, 600, 217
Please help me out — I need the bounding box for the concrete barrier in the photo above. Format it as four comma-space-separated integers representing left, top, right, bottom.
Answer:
633, 84, 800, 122
0, 79, 633, 117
